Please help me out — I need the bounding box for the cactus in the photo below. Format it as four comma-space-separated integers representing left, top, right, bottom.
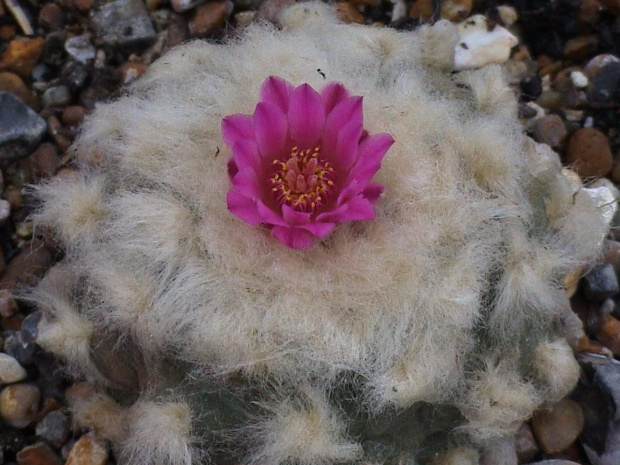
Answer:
30, 4, 608, 464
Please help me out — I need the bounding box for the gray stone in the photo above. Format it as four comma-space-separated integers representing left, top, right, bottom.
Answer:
4, 331, 36, 366
515, 422, 539, 463
584, 264, 620, 301
480, 437, 517, 465
0, 92, 47, 161
590, 63, 620, 104
64, 36, 97, 64
92, 0, 156, 50
42, 85, 72, 108
36, 410, 70, 447
22, 311, 41, 343
0, 353, 27, 384
0, 199, 12, 223
171, 0, 206, 13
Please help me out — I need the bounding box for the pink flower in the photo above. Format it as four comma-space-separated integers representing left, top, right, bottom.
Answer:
222, 76, 394, 250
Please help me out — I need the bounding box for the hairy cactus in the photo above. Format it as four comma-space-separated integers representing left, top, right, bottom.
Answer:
31, 4, 608, 464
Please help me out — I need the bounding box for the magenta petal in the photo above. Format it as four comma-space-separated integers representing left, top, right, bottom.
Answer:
319, 197, 375, 223
260, 76, 294, 112
348, 133, 394, 186
321, 82, 350, 113
362, 182, 384, 203
254, 102, 288, 159
336, 120, 363, 171
272, 226, 315, 249
227, 189, 262, 226
232, 140, 260, 172
288, 84, 325, 149
323, 96, 363, 157
299, 221, 336, 238
232, 168, 261, 200
222, 114, 254, 148
282, 204, 311, 226
256, 201, 287, 227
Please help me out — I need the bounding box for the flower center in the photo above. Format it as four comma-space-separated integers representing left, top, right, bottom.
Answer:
268, 146, 336, 213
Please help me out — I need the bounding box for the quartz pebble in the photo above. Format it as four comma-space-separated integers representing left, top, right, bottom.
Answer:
531, 400, 585, 454
570, 71, 589, 88
566, 127, 613, 178
454, 15, 518, 71
16, 442, 63, 465
0, 352, 27, 384
66, 433, 109, 465
497, 6, 517, 27
0, 383, 41, 428
531, 114, 567, 147
36, 410, 70, 448
64, 36, 97, 64
0, 92, 47, 161
92, 0, 156, 49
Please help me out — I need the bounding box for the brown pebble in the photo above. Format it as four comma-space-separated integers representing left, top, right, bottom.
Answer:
118, 62, 148, 85
66, 433, 109, 465
0, 25, 16, 41
35, 396, 63, 423
553, 66, 583, 92
515, 422, 539, 463
16, 442, 63, 465
38, 3, 63, 30
0, 240, 52, 292
578, 0, 603, 25
596, 313, 620, 355
532, 115, 567, 147
189, 1, 233, 38
0, 289, 18, 318
336, 2, 365, 24
167, 18, 189, 47
61, 105, 86, 128
2, 313, 23, 331
0, 37, 45, 78
600, 0, 620, 14
532, 399, 584, 454
575, 334, 613, 356
74, 0, 93, 13
0, 383, 41, 428
612, 159, 620, 184
256, 0, 295, 23
0, 72, 39, 110
31, 143, 59, 179
440, 0, 472, 22
47, 115, 72, 152
409, 0, 435, 21
566, 127, 613, 178
563, 35, 599, 60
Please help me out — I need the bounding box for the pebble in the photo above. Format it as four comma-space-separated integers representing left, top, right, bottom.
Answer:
531, 400, 585, 454
4, 331, 36, 366
66, 433, 109, 465
61, 105, 86, 127
589, 62, 620, 104
600, 0, 620, 14
584, 54, 620, 80
578, 0, 602, 25
0, 72, 39, 109
31, 143, 60, 179
583, 264, 620, 301
584, 181, 619, 229
74, 0, 93, 13
64, 36, 97, 64
0, 37, 45, 77
440, 0, 472, 22
563, 35, 599, 60
454, 15, 519, 71
0, 25, 16, 41
0, 289, 18, 318
497, 5, 518, 27
22, 310, 41, 343
167, 17, 189, 46
189, 0, 233, 38
531, 114, 567, 147
596, 313, 620, 355
336, 2, 365, 24
118, 62, 148, 85
570, 70, 589, 89
515, 422, 540, 463
42, 85, 72, 108
0, 353, 27, 384
480, 437, 517, 465
520, 76, 543, 102
92, 0, 156, 49
256, 0, 295, 24
36, 410, 70, 448
38, 3, 63, 30
0, 383, 41, 428
0, 92, 47, 161
16, 442, 63, 465
0, 240, 52, 291
566, 127, 613, 178
408, 0, 434, 21
47, 115, 72, 151
171, 0, 206, 12
61, 61, 89, 91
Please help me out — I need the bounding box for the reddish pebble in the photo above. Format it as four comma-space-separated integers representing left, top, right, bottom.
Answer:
0, 25, 15, 41
74, 0, 93, 13
0, 289, 18, 318
578, 0, 603, 25
600, 0, 620, 14
440, 0, 472, 22
47, 115, 72, 152
532, 400, 584, 454
532, 115, 567, 147
566, 127, 613, 178
118, 62, 148, 85
66, 433, 109, 465
563, 35, 599, 60
38, 3, 63, 30
16, 442, 63, 465
31, 143, 60, 179
61, 105, 86, 127
0, 37, 45, 77
189, 1, 233, 38
597, 313, 620, 355
336, 2, 365, 23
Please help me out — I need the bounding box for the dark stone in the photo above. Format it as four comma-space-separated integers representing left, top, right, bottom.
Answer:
36, 410, 69, 448
60, 61, 89, 91
520, 75, 543, 102
91, 0, 156, 50
584, 264, 619, 302
0, 92, 47, 161
42, 86, 71, 108
590, 62, 620, 104
389, 17, 422, 31
21, 311, 41, 343
3, 331, 36, 366
573, 354, 620, 465
42, 31, 67, 67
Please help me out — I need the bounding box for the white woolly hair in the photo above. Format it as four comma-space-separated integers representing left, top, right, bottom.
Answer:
31, 2, 607, 464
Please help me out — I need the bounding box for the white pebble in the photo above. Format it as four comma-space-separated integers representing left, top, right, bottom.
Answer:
584, 116, 594, 128
584, 181, 618, 229
454, 15, 519, 71
497, 5, 518, 27
0, 199, 10, 224
0, 353, 27, 385
570, 71, 589, 89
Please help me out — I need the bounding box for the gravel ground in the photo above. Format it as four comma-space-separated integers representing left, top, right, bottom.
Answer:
0, 0, 620, 464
